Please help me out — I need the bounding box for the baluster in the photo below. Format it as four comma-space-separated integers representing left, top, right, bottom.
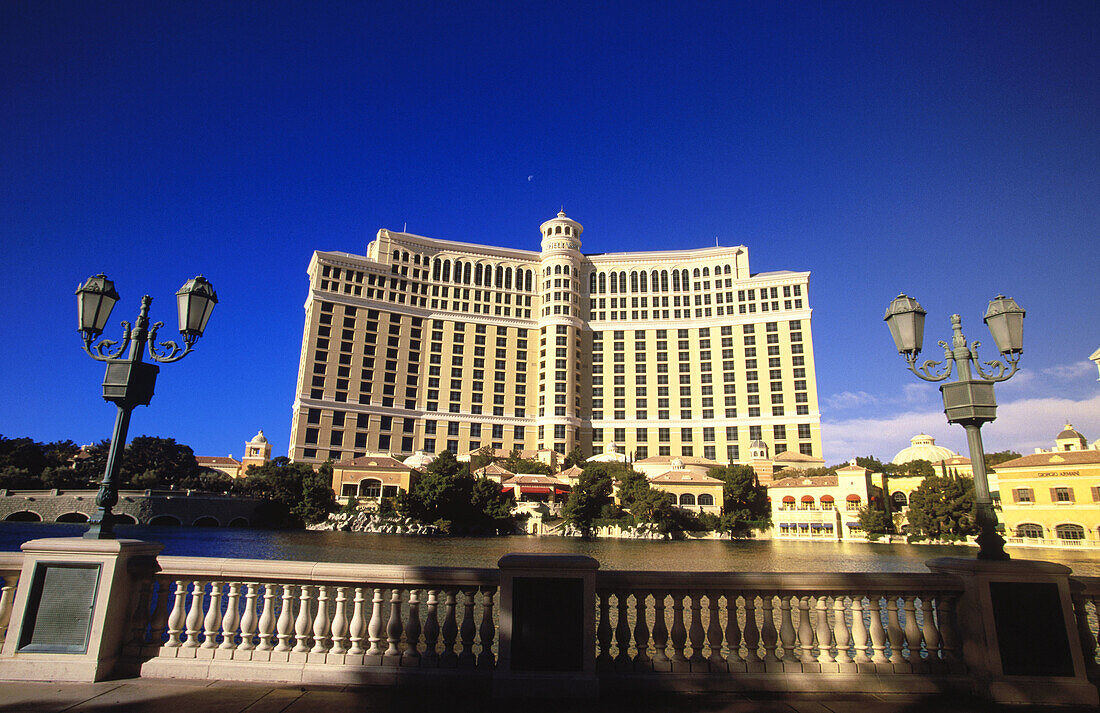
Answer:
706, 591, 724, 670
347, 587, 366, 655
148, 579, 171, 647
778, 594, 796, 662
885, 596, 904, 664
238, 583, 258, 651
919, 595, 941, 666
274, 584, 294, 652
686, 591, 706, 666
615, 590, 633, 670
833, 596, 851, 664
421, 589, 440, 666
937, 594, 960, 665
760, 593, 778, 663
744, 594, 761, 664
458, 587, 477, 667
367, 587, 386, 658
220, 582, 241, 650
311, 585, 331, 654
293, 584, 312, 653
850, 595, 870, 663
0, 576, 15, 645
404, 588, 422, 664
386, 587, 405, 660
165, 580, 188, 648
868, 593, 888, 663
202, 581, 222, 649
329, 587, 349, 654
797, 595, 814, 663
651, 591, 669, 669
184, 580, 204, 648
903, 595, 922, 666
476, 587, 494, 668
669, 591, 688, 667
440, 588, 458, 667
633, 590, 651, 669
596, 590, 613, 667
816, 596, 833, 663
256, 584, 276, 651
726, 592, 743, 665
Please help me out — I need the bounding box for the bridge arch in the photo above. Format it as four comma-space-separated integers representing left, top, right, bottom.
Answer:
55, 512, 89, 523
227, 517, 250, 528
114, 513, 137, 525
5, 511, 40, 522
192, 516, 220, 527
149, 515, 182, 527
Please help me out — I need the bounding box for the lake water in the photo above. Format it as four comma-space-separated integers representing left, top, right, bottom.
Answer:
2, 522, 1098, 574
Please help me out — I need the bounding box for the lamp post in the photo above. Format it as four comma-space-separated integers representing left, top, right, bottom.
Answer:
76, 274, 217, 539
884, 293, 1025, 560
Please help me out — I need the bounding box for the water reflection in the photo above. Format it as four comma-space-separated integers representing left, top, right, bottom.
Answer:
2, 522, 1098, 574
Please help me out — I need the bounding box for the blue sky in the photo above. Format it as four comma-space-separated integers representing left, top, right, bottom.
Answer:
1, 1, 1097, 463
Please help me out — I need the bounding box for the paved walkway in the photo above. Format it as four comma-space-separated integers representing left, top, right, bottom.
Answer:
0, 678, 1095, 713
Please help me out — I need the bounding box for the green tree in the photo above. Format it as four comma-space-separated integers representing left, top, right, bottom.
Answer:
894, 459, 934, 478
242, 458, 336, 528
502, 449, 552, 475
397, 451, 516, 534
858, 505, 894, 538
469, 444, 498, 473
708, 465, 771, 536
906, 475, 977, 541
562, 464, 614, 538
563, 447, 586, 469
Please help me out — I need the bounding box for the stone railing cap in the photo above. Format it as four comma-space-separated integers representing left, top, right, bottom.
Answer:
498, 553, 600, 570
925, 556, 1073, 576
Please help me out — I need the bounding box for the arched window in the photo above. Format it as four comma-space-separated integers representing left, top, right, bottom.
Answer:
504, 267, 512, 289
554, 264, 561, 275
781, 495, 796, 510
681, 269, 689, 288
494, 265, 502, 288
1016, 523, 1043, 538
484, 264, 493, 287
661, 271, 669, 292
392, 250, 400, 260
800, 495, 816, 510
639, 271, 647, 292
402, 251, 409, 262
702, 267, 709, 277
565, 226, 571, 235
441, 261, 451, 282
474, 264, 483, 285
1056, 524, 1085, 540
672, 271, 680, 291
724, 265, 731, 274
693, 268, 700, 278
630, 271, 639, 293
463, 262, 471, 284
892, 491, 908, 507
610, 272, 618, 293
679, 493, 696, 506
820, 495, 835, 510
846, 494, 862, 511
453, 260, 463, 283
650, 270, 659, 291
361, 479, 383, 498
433, 259, 441, 281
698, 493, 714, 506
598, 273, 606, 294
555, 225, 562, 234
618, 272, 626, 292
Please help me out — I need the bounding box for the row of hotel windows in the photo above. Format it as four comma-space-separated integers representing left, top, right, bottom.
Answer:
777, 495, 863, 511
1010, 486, 1100, 503
1014, 523, 1093, 540
593, 425, 813, 444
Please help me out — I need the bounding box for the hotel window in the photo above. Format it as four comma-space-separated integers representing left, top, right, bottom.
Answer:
1051, 487, 1074, 503
1012, 488, 1034, 503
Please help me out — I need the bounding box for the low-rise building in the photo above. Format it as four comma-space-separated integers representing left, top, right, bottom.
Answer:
196, 430, 273, 478
770, 462, 880, 540
647, 460, 724, 514
331, 454, 416, 505
997, 424, 1100, 547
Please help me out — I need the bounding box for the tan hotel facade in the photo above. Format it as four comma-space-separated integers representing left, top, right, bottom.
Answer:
289, 212, 822, 465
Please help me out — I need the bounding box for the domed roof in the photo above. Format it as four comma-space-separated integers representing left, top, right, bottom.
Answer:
249, 430, 268, 444
891, 434, 957, 465
1056, 423, 1086, 441
403, 451, 436, 469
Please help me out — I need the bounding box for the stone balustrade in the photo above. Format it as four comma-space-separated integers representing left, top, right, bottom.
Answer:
592, 571, 963, 680
1073, 576, 1100, 677
0, 554, 20, 649
127, 556, 499, 682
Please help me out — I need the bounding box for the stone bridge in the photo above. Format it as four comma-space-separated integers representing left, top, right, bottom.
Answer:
0, 489, 266, 527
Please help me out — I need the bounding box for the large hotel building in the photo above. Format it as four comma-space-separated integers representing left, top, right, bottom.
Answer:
289, 212, 822, 466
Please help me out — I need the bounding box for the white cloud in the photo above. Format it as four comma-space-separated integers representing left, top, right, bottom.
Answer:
824, 391, 878, 410
1041, 361, 1094, 381
821, 391, 1100, 464
901, 383, 930, 404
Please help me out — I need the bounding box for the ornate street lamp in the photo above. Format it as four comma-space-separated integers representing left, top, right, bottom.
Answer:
76, 274, 217, 538
884, 294, 1023, 560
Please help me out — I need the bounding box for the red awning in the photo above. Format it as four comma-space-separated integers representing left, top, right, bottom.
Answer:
520, 486, 552, 494
554, 487, 570, 495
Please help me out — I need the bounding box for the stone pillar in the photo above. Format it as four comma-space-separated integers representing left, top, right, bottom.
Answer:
0, 537, 162, 682
926, 557, 1098, 705
495, 553, 599, 698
